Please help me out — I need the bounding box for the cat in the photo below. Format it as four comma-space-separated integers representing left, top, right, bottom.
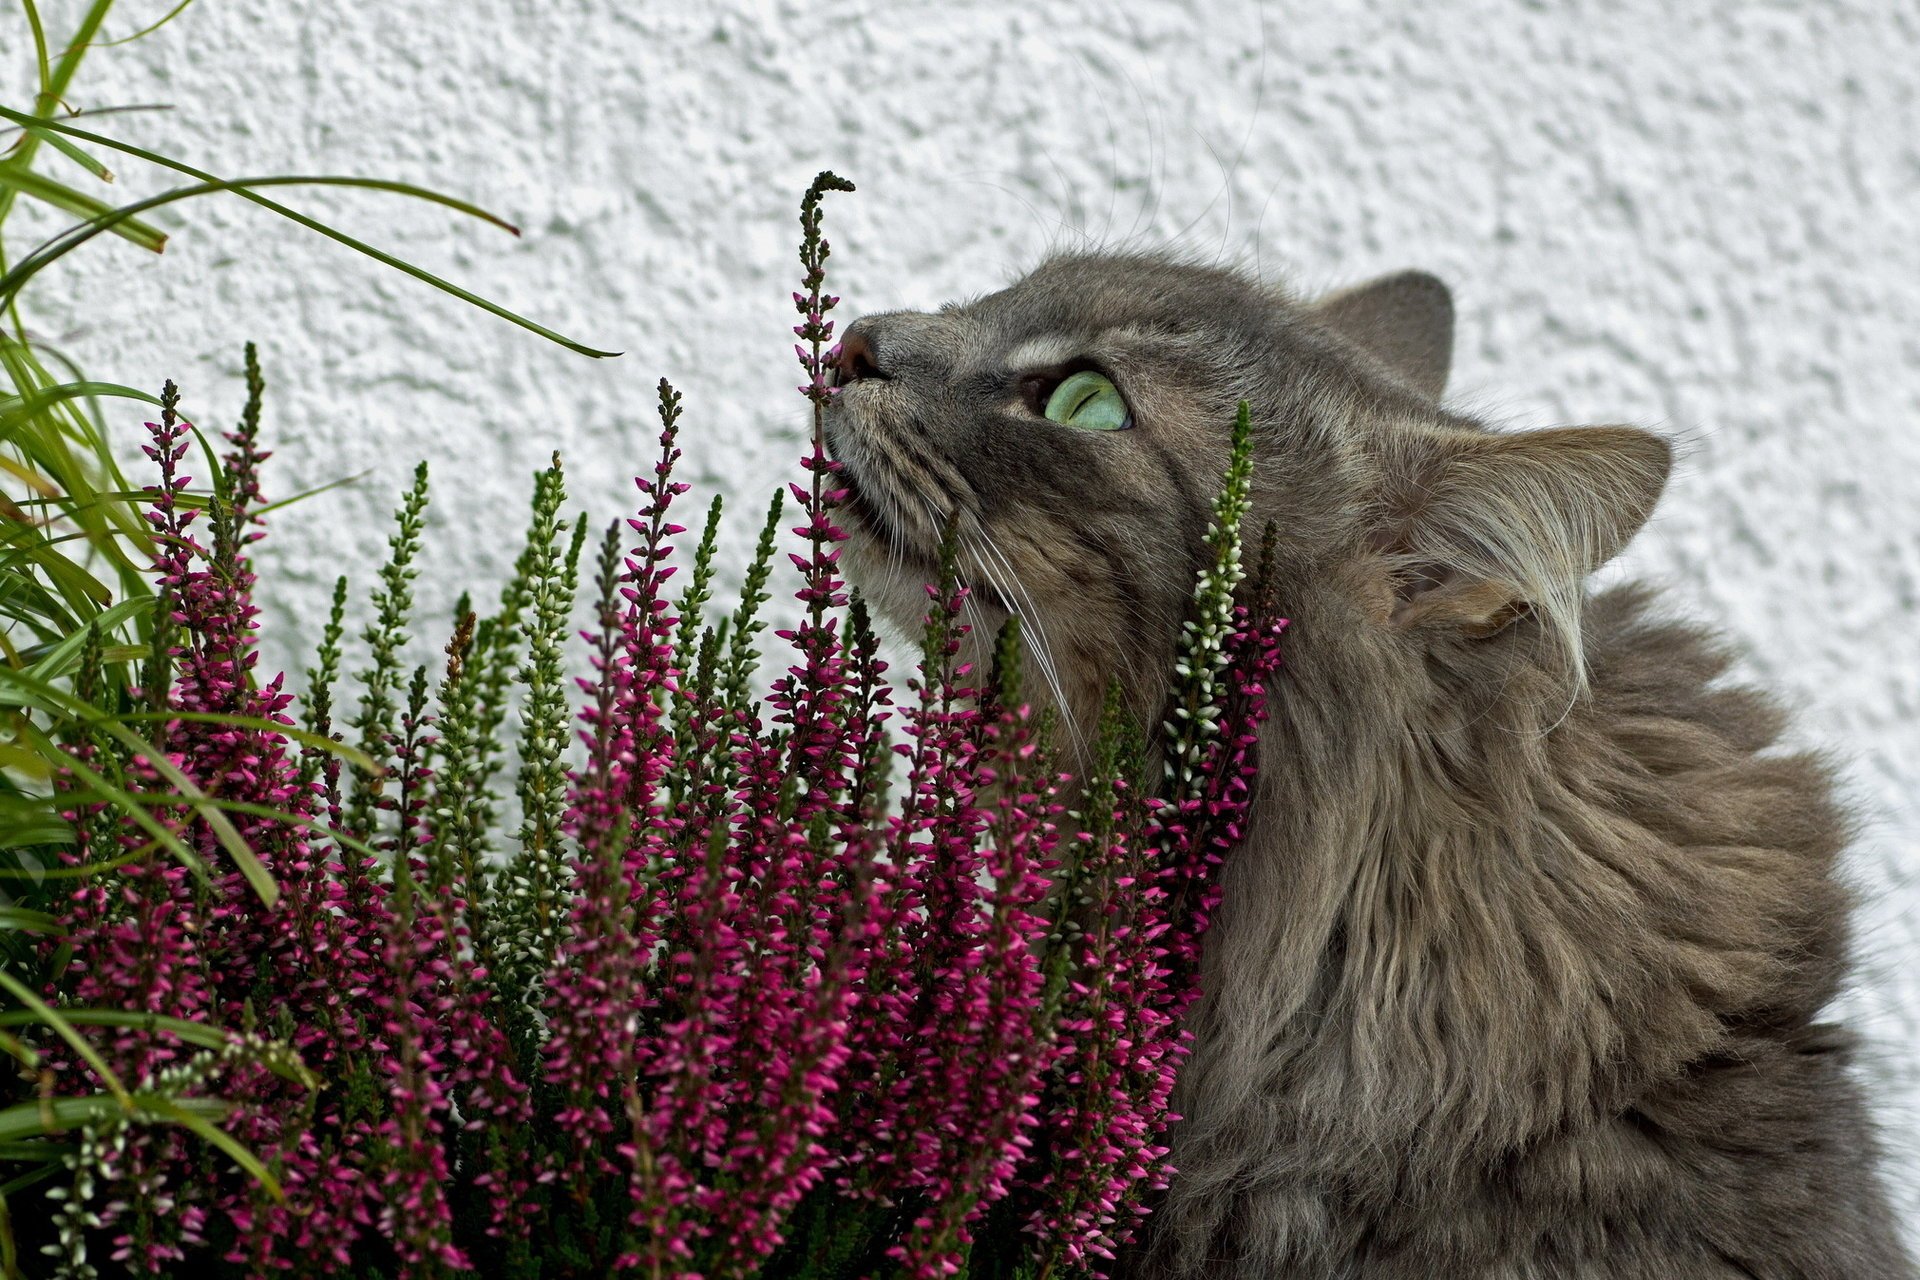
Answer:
821, 252, 1914, 1279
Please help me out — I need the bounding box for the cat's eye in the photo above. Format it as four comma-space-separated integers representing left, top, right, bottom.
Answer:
1042, 370, 1132, 431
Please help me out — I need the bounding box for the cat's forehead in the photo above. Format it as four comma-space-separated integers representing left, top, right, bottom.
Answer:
959, 252, 1285, 351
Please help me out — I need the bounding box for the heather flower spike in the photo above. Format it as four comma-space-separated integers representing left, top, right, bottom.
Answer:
346, 461, 431, 845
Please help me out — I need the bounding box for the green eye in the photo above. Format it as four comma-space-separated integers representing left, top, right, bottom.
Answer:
1042, 370, 1132, 431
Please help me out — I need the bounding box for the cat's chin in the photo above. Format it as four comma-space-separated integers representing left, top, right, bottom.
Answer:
833, 467, 916, 561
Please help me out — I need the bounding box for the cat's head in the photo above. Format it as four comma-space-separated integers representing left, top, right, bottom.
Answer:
823, 252, 1670, 756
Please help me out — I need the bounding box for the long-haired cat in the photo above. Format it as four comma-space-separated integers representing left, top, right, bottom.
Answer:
823, 253, 1913, 1278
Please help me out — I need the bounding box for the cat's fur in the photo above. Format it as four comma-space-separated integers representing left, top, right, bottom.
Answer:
822, 253, 1913, 1278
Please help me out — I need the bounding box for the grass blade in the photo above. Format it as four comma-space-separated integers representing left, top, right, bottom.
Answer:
0, 108, 620, 357
0, 164, 165, 251
0, 380, 161, 444
0, 1092, 226, 1144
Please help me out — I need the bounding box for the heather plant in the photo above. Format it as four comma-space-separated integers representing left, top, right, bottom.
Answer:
0, 8, 1288, 1276
2, 190, 1282, 1279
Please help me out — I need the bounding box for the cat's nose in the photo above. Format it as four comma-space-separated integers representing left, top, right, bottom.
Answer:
833, 326, 887, 384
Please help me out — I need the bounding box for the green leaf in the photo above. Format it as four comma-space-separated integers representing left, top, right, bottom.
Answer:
0, 667, 279, 906
0, 708, 213, 888
0, 163, 167, 251
254, 468, 370, 517
0, 1092, 226, 1144
16, 0, 53, 110
0, 1142, 68, 1162
28, 127, 116, 184
20, 596, 149, 684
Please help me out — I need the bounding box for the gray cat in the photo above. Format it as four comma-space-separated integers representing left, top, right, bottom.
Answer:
823, 253, 1913, 1279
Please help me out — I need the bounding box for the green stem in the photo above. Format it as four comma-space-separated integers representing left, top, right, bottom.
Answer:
0, 109, 618, 356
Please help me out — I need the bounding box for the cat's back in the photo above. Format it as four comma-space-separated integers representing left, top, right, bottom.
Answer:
1522, 584, 1914, 1277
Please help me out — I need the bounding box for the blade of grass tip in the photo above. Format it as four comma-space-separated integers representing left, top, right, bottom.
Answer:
0, 166, 166, 252
253, 468, 370, 517
0, 110, 620, 357
28, 127, 115, 184
141, 1098, 283, 1200
0, 971, 128, 1106
183, 418, 232, 506
87, 0, 199, 50
0, 171, 614, 357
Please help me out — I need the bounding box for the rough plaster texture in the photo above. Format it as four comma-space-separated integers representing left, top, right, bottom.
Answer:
7, 0, 1916, 1239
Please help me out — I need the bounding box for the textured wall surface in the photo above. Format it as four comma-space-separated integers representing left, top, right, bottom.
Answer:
9, 0, 1917, 1237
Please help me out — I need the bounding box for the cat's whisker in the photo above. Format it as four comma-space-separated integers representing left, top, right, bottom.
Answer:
880, 476, 911, 590
899, 492, 1064, 737
967, 522, 1086, 759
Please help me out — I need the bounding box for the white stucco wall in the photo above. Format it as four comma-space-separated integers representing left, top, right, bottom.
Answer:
9, 0, 1916, 1240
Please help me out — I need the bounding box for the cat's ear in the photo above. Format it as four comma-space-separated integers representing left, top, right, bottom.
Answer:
1373, 425, 1670, 641
1313, 270, 1454, 399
